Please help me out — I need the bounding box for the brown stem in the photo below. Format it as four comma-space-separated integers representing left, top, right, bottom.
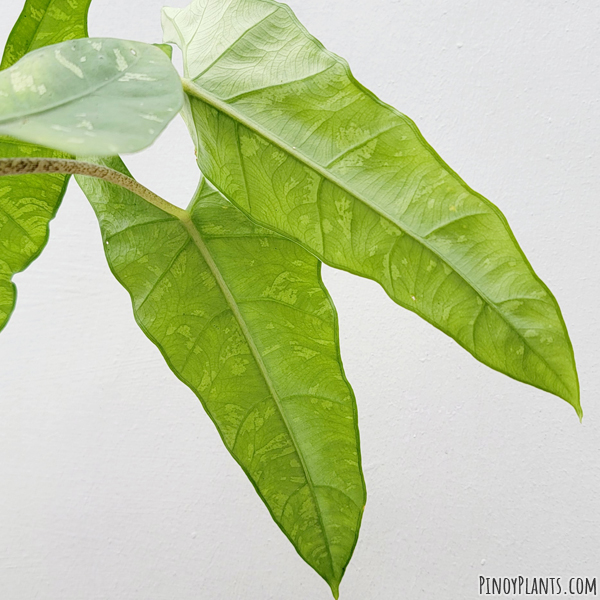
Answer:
0, 157, 188, 219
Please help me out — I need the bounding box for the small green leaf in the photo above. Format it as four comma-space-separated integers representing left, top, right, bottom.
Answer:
163, 0, 580, 416
0, 0, 92, 71
76, 157, 366, 595
0, 0, 90, 331
0, 38, 183, 156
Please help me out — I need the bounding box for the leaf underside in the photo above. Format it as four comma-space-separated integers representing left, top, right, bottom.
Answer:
76, 157, 366, 595
0, 0, 91, 331
0, 37, 183, 156
163, 0, 580, 416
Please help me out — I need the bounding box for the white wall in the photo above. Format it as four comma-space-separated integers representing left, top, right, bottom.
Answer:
1, 1, 599, 598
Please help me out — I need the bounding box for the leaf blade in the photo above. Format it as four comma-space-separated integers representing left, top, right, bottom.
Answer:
163, 0, 580, 415
76, 157, 366, 594
0, 38, 183, 156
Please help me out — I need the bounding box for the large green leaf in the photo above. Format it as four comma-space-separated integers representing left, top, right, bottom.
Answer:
0, 0, 90, 331
0, 38, 183, 156
76, 157, 366, 597
163, 0, 580, 416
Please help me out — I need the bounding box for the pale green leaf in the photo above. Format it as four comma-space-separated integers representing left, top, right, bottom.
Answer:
76, 157, 366, 597
163, 0, 580, 416
0, 0, 90, 331
0, 38, 183, 156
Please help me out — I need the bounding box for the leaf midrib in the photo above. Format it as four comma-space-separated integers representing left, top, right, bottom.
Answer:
16, 0, 52, 64
181, 78, 571, 400
180, 189, 336, 578
23, 0, 83, 60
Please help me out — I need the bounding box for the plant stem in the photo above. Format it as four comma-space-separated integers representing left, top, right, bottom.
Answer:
0, 157, 188, 220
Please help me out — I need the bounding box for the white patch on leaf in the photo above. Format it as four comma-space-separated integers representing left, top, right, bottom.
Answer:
113, 48, 129, 72
54, 49, 84, 78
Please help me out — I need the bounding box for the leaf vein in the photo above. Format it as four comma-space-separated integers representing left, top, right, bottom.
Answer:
135, 237, 190, 312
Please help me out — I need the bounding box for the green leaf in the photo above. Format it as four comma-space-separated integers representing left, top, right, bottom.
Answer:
76, 156, 366, 597
0, 0, 90, 331
163, 0, 580, 416
0, 38, 183, 156
1, 0, 92, 71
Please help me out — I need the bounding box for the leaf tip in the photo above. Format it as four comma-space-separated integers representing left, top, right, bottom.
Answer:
568, 390, 582, 422
329, 581, 340, 599
564, 392, 582, 422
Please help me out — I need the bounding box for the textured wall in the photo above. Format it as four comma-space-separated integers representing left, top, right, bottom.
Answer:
1, 0, 598, 598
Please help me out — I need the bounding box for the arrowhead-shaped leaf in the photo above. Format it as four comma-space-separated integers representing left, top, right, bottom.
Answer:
76, 157, 366, 596
0, 38, 183, 156
163, 0, 580, 415
0, 0, 90, 331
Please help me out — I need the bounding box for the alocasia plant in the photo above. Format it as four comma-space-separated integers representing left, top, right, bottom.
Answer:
0, 0, 580, 596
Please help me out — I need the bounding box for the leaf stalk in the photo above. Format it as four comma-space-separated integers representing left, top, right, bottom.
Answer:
0, 157, 188, 220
